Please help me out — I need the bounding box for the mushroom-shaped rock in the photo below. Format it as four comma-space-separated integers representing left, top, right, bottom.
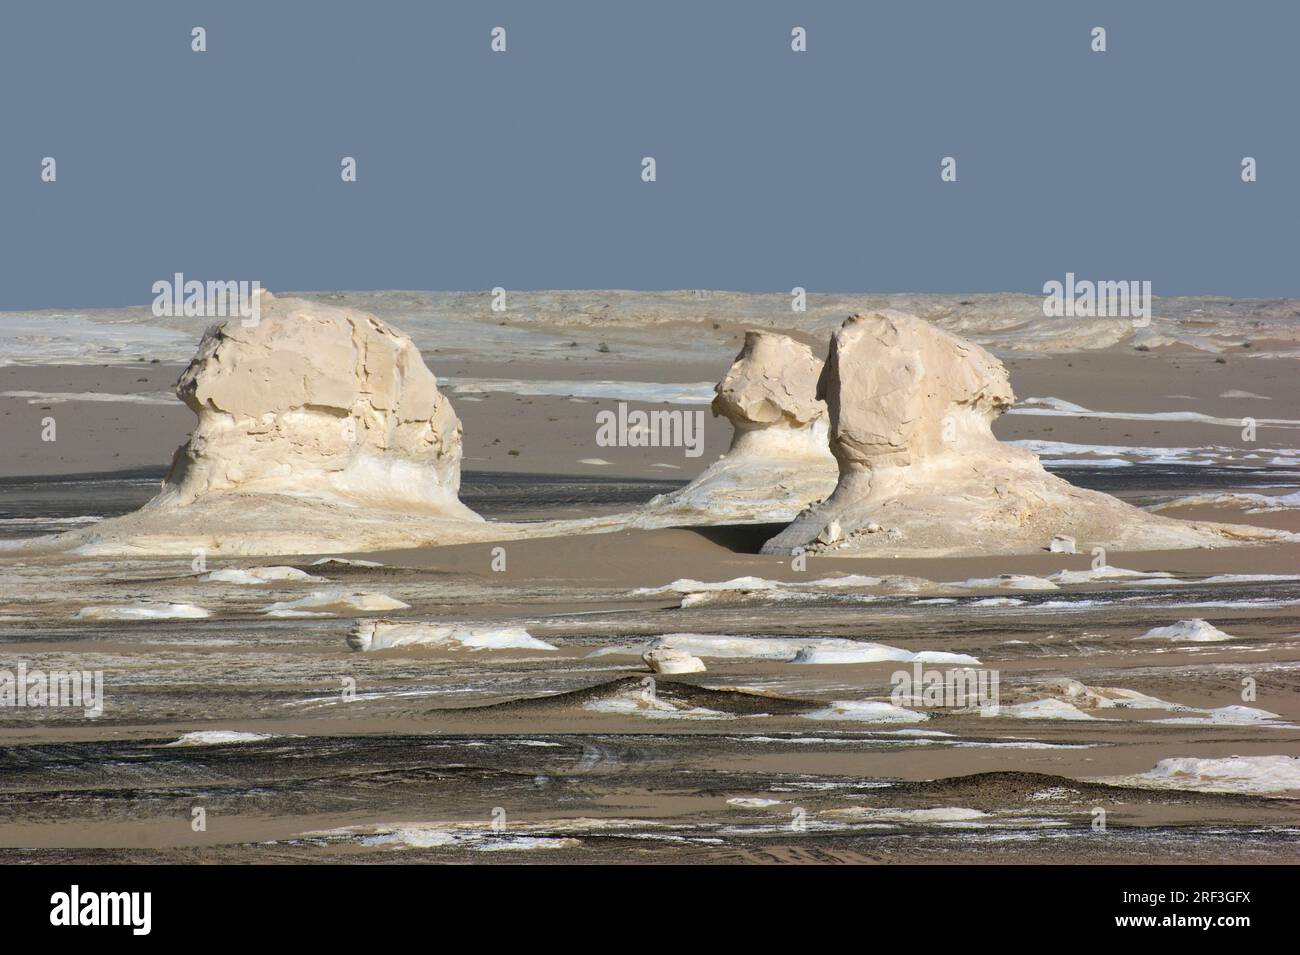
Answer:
713, 330, 828, 451
642, 331, 837, 523
762, 312, 1282, 557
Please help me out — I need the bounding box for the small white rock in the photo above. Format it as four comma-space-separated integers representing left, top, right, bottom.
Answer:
643, 646, 707, 674
1049, 535, 1077, 554
817, 520, 843, 545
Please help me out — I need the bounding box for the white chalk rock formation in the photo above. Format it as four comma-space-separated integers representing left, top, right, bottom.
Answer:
762, 312, 1282, 557
643, 645, 708, 675
156, 290, 475, 515
63, 294, 499, 556
643, 331, 837, 522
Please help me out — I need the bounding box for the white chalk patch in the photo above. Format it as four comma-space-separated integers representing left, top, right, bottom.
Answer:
803, 701, 930, 723
1100, 756, 1300, 795
202, 566, 325, 585
75, 602, 210, 621
348, 621, 556, 652
261, 590, 410, 617
950, 575, 1059, 591
165, 731, 278, 746
1135, 619, 1232, 643
997, 699, 1101, 721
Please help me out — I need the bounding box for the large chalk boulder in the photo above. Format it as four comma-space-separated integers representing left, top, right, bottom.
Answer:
763, 312, 1278, 557
59, 294, 498, 555
155, 291, 474, 516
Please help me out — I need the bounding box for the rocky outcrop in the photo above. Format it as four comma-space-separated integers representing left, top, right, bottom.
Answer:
762, 312, 1281, 557
154, 290, 475, 517
60, 294, 502, 555
642, 331, 837, 522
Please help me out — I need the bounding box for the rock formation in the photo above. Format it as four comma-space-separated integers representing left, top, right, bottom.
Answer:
39, 300, 1283, 559
643, 645, 707, 674
643, 331, 837, 522
63, 294, 501, 556
762, 312, 1281, 557
155, 290, 475, 516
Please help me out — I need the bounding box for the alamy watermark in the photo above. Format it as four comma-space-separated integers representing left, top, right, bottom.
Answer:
0, 662, 103, 718
595, 402, 705, 458
50, 885, 150, 935
152, 273, 261, 327
1042, 272, 1151, 325
890, 662, 1000, 715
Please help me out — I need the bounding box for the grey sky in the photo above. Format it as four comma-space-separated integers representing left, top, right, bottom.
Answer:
2, 0, 1297, 309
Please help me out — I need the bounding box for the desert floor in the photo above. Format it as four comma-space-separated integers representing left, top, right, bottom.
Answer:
0, 293, 1296, 863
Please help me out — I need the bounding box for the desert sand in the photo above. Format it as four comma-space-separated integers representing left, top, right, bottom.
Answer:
0, 291, 1296, 863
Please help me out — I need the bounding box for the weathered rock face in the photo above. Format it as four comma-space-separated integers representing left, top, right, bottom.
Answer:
643, 331, 838, 523
713, 331, 828, 454
763, 312, 1277, 557
153, 291, 475, 518
822, 312, 1014, 471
